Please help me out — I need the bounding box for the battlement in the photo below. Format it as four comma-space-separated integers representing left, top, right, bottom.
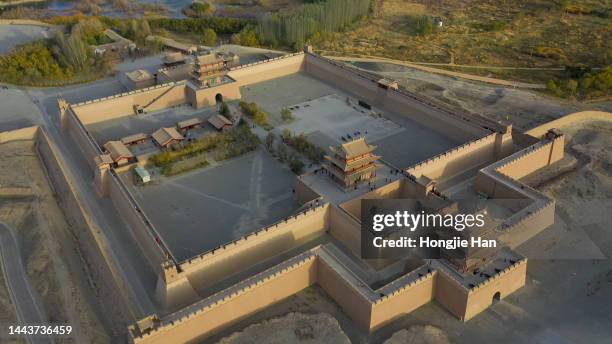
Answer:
131, 241, 527, 343
71, 82, 179, 109
175, 203, 329, 271
467, 258, 527, 294
406, 133, 496, 179
228, 52, 304, 72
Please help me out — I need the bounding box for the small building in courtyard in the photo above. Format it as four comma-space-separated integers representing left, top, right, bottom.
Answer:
162, 52, 186, 67
177, 118, 203, 132
121, 132, 148, 146
208, 114, 233, 132
103, 141, 135, 167
152, 127, 184, 148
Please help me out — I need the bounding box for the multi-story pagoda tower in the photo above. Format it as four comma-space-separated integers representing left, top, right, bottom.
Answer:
324, 137, 381, 189
191, 53, 226, 88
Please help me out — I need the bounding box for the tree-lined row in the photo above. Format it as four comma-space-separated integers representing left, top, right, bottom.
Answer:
256, 0, 371, 48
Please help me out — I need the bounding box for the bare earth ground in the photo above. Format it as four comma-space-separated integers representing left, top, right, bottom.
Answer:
383, 325, 450, 344
519, 120, 612, 259
348, 61, 583, 131
0, 140, 113, 343
0, 215, 25, 344
216, 312, 350, 344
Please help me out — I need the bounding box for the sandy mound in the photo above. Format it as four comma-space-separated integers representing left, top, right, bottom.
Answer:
217, 312, 350, 344
384, 325, 451, 344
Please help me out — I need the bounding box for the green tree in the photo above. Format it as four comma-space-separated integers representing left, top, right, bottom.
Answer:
55, 28, 91, 73
565, 79, 578, 96
239, 28, 259, 47
546, 80, 563, 97
201, 28, 217, 46
281, 108, 293, 122
219, 102, 230, 117
289, 155, 304, 174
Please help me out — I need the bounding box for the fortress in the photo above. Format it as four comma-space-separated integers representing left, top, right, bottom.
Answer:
53, 46, 570, 343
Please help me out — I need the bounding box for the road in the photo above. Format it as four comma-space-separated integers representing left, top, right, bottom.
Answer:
0, 222, 54, 344
26, 87, 157, 320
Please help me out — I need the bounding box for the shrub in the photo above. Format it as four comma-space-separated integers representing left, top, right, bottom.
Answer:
239, 101, 269, 126
0, 41, 70, 85
219, 102, 230, 117
289, 155, 305, 174
407, 15, 435, 36
281, 130, 325, 163
281, 108, 293, 122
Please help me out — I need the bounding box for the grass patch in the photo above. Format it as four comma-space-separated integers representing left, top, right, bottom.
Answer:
161, 160, 209, 177
152, 125, 261, 176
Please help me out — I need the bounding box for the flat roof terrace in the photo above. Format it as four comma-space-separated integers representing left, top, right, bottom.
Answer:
124, 149, 300, 262
240, 72, 463, 170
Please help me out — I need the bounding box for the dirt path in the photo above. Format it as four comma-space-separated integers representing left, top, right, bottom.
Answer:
0, 222, 53, 344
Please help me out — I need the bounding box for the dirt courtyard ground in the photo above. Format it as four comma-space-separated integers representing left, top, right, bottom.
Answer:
126, 148, 299, 262
519, 120, 612, 259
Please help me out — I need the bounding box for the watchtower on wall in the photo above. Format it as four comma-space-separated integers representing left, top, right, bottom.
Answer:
191, 53, 227, 88
324, 137, 381, 190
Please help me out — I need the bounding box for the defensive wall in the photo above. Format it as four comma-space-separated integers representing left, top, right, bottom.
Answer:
473, 132, 565, 252
0, 126, 142, 320
525, 110, 612, 138
159, 203, 331, 310
303, 53, 494, 143
54, 49, 556, 341
57, 53, 322, 308
66, 82, 188, 126
60, 100, 174, 269
227, 52, 305, 87
129, 243, 527, 344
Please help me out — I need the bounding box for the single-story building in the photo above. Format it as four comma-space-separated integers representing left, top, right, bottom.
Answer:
208, 114, 233, 132
121, 133, 148, 146
126, 69, 156, 90
163, 52, 186, 67
152, 127, 184, 148
177, 118, 203, 132
103, 141, 135, 167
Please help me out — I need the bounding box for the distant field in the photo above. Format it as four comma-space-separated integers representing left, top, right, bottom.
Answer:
318, 0, 611, 81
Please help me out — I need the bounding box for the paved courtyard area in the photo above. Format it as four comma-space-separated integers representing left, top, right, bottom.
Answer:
242, 73, 462, 169
126, 149, 300, 262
